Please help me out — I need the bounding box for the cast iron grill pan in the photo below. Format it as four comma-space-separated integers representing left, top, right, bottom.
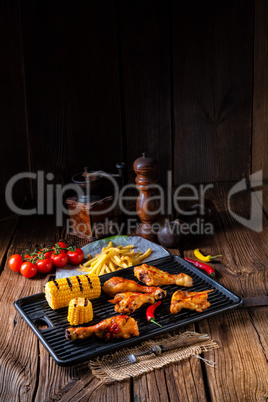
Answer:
14, 255, 242, 366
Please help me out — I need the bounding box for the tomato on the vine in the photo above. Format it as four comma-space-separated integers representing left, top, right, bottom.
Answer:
67, 248, 84, 265
36, 258, 53, 274
53, 242, 67, 250
51, 251, 68, 268
39, 249, 52, 259
8, 254, 23, 272
20, 262, 37, 278
44, 251, 52, 259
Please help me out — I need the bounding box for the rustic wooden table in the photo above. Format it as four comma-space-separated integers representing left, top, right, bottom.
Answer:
0, 183, 267, 401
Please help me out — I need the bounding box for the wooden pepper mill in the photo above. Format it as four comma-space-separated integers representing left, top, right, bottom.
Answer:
133, 153, 160, 242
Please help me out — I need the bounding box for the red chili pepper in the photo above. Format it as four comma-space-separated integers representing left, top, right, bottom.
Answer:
184, 257, 216, 278
146, 301, 163, 327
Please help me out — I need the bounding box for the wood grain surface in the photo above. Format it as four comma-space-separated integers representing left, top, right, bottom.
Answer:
183, 183, 268, 298
0, 183, 267, 401
172, 0, 253, 185
0, 1, 267, 400
199, 308, 268, 402
0, 216, 18, 273
180, 182, 268, 401
0, 216, 61, 400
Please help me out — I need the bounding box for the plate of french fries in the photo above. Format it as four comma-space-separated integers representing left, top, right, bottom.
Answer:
55, 235, 170, 279
78, 241, 152, 276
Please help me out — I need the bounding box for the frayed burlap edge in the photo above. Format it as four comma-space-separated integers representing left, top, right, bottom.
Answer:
89, 331, 219, 384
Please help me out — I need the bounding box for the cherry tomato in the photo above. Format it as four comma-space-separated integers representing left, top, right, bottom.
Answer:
39, 249, 52, 259
8, 254, 23, 272
44, 251, 52, 259
36, 258, 53, 274
51, 251, 68, 268
53, 242, 67, 250
67, 248, 84, 265
24, 253, 39, 262
20, 262, 37, 278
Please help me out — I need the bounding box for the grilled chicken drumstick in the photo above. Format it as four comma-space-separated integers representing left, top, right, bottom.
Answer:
102, 277, 167, 299
109, 292, 156, 315
134, 264, 193, 287
170, 290, 214, 314
65, 315, 139, 341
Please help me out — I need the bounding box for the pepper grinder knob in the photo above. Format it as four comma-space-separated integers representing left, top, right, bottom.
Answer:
133, 153, 160, 242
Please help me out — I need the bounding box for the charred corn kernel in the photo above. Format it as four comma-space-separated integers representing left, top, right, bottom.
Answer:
45, 274, 101, 310
67, 298, 93, 325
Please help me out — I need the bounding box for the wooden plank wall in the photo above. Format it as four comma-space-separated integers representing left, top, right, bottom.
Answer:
20, 0, 122, 189
1, 0, 266, 217
253, 0, 268, 182
172, 0, 253, 185
0, 0, 32, 216
118, 0, 172, 185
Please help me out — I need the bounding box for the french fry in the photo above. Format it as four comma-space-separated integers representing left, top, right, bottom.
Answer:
80, 242, 152, 276
83, 254, 100, 267
122, 244, 134, 249
102, 241, 113, 251
100, 264, 109, 275
77, 265, 90, 272
137, 248, 151, 261
123, 258, 141, 266
112, 255, 123, 265
134, 251, 142, 257
109, 261, 116, 272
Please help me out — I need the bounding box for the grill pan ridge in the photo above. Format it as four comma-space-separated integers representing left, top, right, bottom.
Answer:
14, 255, 242, 366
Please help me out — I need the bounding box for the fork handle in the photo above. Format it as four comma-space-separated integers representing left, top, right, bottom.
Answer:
153, 334, 210, 355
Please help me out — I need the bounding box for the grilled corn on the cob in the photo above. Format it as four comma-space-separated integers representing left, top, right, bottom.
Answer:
67, 298, 93, 325
45, 274, 101, 310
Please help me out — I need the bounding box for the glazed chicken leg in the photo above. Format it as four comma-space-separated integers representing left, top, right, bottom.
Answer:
134, 264, 193, 287
102, 277, 167, 299
109, 292, 156, 314
170, 290, 214, 314
65, 315, 139, 341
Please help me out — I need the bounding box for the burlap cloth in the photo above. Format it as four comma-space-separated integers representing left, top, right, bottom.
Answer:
89, 331, 219, 383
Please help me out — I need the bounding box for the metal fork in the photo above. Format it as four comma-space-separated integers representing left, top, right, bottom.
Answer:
113, 334, 210, 366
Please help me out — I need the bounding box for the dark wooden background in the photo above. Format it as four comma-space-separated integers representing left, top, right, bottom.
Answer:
1, 0, 267, 218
